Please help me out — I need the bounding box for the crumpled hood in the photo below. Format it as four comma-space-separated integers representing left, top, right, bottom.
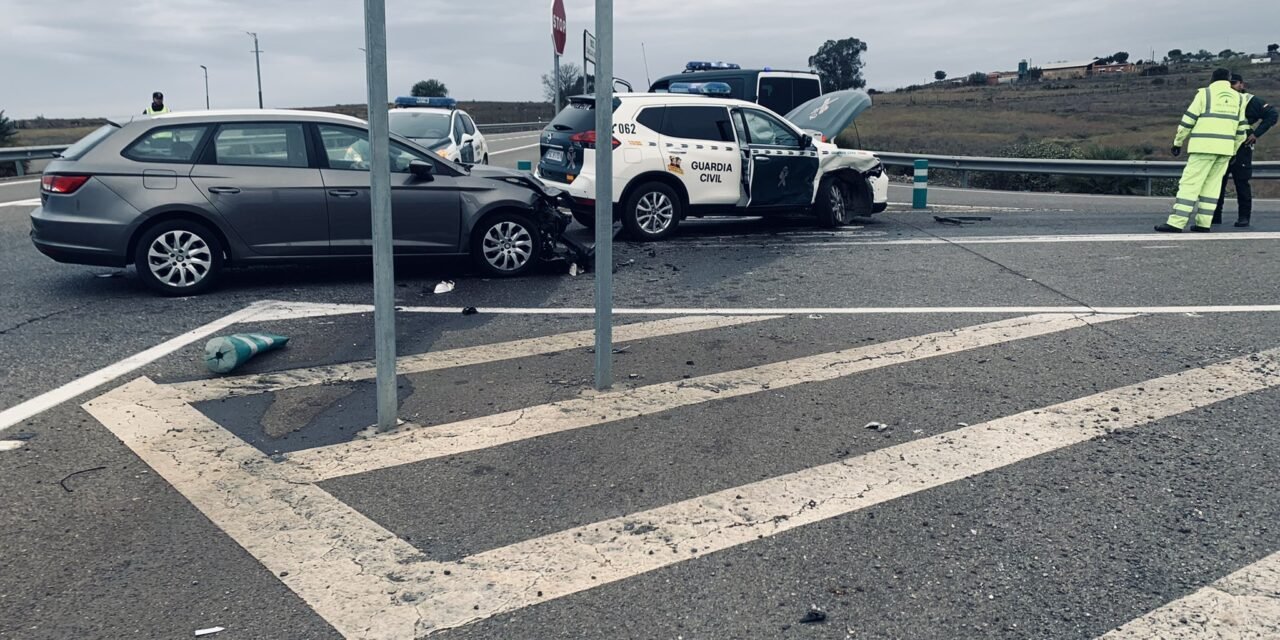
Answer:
785, 90, 872, 142
469, 164, 564, 199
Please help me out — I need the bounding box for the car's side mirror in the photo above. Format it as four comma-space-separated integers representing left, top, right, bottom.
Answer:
409, 159, 435, 181
800, 134, 813, 149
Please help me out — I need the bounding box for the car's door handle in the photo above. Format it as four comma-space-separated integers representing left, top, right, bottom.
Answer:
207, 186, 241, 194
668, 149, 687, 155
328, 189, 360, 198
755, 156, 772, 163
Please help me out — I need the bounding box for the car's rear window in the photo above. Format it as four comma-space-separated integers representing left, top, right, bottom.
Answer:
60, 124, 119, 160
549, 99, 621, 132
389, 111, 452, 140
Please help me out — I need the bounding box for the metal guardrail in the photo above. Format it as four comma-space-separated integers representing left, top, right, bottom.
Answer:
874, 151, 1280, 195
0, 145, 68, 176
476, 121, 546, 134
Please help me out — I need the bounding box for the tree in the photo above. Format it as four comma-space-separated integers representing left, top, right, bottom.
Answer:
1219, 49, 1237, 59
808, 37, 869, 90
1196, 49, 1214, 61
0, 111, 16, 148
410, 79, 448, 98
934, 70, 947, 81
1269, 43, 1279, 53
541, 62, 584, 103
1112, 51, 1130, 63
1167, 49, 1183, 62
967, 71, 988, 86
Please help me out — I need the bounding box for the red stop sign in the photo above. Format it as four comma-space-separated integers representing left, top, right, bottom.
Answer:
551, 0, 567, 56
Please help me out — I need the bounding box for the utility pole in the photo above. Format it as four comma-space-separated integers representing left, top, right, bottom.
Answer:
199, 65, 210, 109
593, 0, 613, 390
247, 32, 264, 108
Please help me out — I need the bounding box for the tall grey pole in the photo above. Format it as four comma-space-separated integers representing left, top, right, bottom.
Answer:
593, 0, 613, 390
554, 53, 561, 111
247, 32, 264, 108
363, 0, 399, 430
200, 65, 209, 109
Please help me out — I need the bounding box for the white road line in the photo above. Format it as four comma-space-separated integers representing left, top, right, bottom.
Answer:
0, 301, 276, 433
1097, 550, 1280, 638
678, 231, 1280, 247
0, 198, 40, 207
171, 314, 779, 403
85, 312, 1129, 638
85, 378, 424, 639
238, 301, 1280, 317
489, 142, 540, 156
283, 313, 1131, 482
402, 346, 1280, 634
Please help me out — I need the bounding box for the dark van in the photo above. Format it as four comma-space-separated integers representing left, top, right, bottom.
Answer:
648, 62, 823, 115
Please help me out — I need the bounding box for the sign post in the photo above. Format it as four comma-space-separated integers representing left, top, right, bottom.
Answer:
584, 29, 597, 94
363, 0, 398, 430
593, 0, 613, 390
551, 0, 567, 110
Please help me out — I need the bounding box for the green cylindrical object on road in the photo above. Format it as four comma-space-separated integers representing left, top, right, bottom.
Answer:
517, 160, 532, 171
204, 333, 289, 374
913, 159, 929, 209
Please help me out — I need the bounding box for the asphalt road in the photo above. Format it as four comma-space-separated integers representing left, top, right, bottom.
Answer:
2, 134, 1279, 639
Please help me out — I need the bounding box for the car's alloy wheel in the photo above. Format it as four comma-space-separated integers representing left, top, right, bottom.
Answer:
817, 178, 848, 228
148, 230, 213, 288
635, 191, 675, 234
481, 220, 534, 272
134, 220, 224, 296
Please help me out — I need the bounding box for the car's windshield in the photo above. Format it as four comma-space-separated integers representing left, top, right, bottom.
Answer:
389, 111, 452, 140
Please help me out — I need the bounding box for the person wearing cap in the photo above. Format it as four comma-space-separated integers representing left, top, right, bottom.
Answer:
1156, 68, 1250, 233
1211, 74, 1278, 227
145, 92, 170, 115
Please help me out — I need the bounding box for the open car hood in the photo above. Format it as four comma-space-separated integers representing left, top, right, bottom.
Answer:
784, 90, 872, 142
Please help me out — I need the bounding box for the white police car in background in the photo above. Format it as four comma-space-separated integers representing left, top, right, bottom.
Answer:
536, 83, 888, 240
388, 97, 489, 164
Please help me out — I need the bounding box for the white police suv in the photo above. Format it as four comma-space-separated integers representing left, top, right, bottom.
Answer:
536, 84, 888, 240
388, 97, 489, 164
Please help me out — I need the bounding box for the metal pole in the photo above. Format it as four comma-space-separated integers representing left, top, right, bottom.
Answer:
363, 0, 399, 430
554, 53, 561, 111
593, 0, 613, 390
200, 65, 210, 109
248, 32, 264, 108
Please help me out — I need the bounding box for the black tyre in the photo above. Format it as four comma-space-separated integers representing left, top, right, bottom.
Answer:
815, 178, 849, 228
622, 181, 681, 241
472, 212, 541, 277
134, 220, 224, 296
483, 154, 490, 165
571, 208, 596, 229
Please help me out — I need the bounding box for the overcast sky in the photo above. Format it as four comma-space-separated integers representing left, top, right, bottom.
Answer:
1, 0, 1273, 120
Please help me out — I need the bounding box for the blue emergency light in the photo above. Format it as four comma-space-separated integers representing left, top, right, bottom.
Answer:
668, 82, 733, 96
684, 61, 741, 72
393, 96, 457, 109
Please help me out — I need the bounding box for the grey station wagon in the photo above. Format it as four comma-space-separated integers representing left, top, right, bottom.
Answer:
30, 109, 573, 295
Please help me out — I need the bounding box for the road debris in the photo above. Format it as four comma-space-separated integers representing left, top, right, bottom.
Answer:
93, 271, 125, 279
194, 627, 225, 637
204, 333, 289, 374
462, 307, 479, 316
934, 215, 992, 225
864, 421, 888, 432
569, 263, 581, 277
800, 606, 828, 624
59, 466, 107, 492
0, 440, 25, 452
433, 280, 456, 294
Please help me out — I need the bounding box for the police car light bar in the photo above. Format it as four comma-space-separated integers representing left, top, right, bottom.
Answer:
668, 82, 733, 96
393, 96, 457, 109
684, 61, 741, 72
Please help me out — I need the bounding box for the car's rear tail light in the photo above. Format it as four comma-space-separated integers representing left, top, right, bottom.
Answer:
42, 175, 91, 194
569, 130, 621, 150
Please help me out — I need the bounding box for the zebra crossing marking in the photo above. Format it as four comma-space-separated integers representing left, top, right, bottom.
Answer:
80, 313, 1280, 637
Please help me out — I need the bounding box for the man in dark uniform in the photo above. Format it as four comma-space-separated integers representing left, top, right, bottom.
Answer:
1212, 74, 1278, 227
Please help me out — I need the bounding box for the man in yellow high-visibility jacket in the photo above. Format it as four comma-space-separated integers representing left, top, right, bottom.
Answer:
144, 92, 170, 115
1156, 68, 1250, 233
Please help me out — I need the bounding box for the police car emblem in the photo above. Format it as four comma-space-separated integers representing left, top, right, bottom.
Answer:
809, 97, 838, 120
778, 166, 790, 188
